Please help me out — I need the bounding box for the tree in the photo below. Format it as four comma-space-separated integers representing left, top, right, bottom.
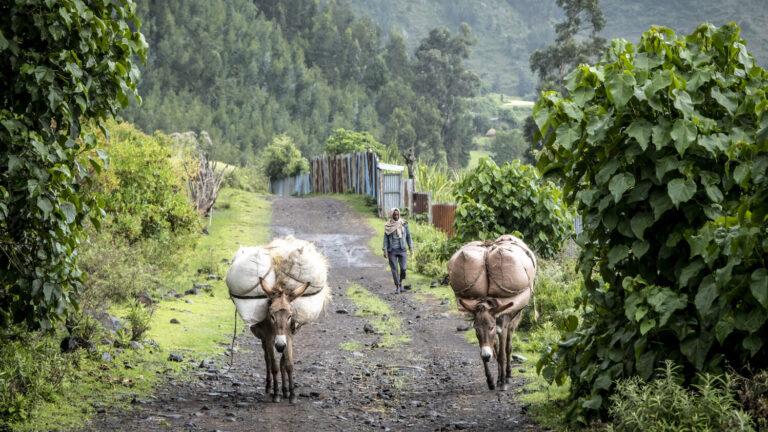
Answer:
0, 0, 147, 329
324, 128, 386, 157
412, 24, 480, 168
262, 135, 309, 180
529, 0, 606, 95
534, 23, 768, 419
491, 130, 534, 164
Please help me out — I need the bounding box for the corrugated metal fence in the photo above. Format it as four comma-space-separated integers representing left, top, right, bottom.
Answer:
431, 203, 457, 237
270, 173, 310, 197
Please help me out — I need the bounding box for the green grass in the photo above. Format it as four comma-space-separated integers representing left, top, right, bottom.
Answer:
469, 150, 492, 169
344, 283, 410, 348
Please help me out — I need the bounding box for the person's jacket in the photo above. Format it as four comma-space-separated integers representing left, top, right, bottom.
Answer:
382, 222, 413, 252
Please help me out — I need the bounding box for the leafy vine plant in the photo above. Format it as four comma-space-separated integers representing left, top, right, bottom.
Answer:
533, 23, 768, 420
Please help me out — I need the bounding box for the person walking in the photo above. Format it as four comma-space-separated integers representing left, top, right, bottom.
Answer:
383, 208, 413, 294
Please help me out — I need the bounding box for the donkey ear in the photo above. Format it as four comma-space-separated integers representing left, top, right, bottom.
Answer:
492, 300, 516, 317
288, 282, 310, 302
457, 298, 475, 312
260, 277, 275, 296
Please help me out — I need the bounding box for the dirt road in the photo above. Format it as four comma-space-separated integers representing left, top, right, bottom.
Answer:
88, 197, 540, 431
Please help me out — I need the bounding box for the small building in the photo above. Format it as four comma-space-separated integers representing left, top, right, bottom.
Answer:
485, 128, 497, 137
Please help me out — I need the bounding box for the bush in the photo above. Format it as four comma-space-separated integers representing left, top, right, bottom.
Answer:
410, 221, 451, 279
729, 369, 768, 430
452, 158, 574, 258
518, 257, 582, 330
262, 135, 309, 180
534, 23, 768, 418
124, 300, 152, 342
0, 330, 74, 427
325, 128, 387, 157
608, 362, 755, 432
94, 120, 200, 243
222, 164, 269, 193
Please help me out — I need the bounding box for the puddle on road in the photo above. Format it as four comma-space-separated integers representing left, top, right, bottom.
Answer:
272, 226, 381, 268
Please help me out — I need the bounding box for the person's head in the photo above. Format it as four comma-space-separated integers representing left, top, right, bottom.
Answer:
391, 208, 400, 221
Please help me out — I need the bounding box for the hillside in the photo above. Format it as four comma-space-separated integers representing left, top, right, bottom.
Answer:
344, 0, 768, 97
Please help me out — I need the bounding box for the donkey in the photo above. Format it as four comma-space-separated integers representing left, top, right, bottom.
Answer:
249, 278, 309, 403
458, 298, 522, 391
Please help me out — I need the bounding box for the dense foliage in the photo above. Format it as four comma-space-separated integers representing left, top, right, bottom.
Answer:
534, 23, 768, 418
608, 362, 755, 431
94, 121, 200, 242
262, 135, 309, 180
325, 128, 387, 157
0, 0, 146, 329
452, 158, 573, 258
122, 0, 479, 168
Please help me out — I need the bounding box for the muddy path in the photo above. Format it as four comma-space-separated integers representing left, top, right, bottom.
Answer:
88, 197, 541, 431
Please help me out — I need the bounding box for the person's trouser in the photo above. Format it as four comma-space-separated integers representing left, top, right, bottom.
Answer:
387, 249, 407, 287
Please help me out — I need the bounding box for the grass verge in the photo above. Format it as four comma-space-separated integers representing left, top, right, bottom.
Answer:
22, 187, 270, 431
343, 283, 410, 349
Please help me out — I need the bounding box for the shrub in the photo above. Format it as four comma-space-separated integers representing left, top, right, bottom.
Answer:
608, 362, 755, 432
452, 158, 574, 258
535, 23, 768, 418
0, 330, 74, 427
410, 221, 451, 279
94, 120, 200, 243
222, 164, 269, 193
124, 300, 152, 342
729, 369, 768, 430
414, 162, 460, 203
325, 128, 387, 157
262, 135, 309, 180
518, 257, 582, 330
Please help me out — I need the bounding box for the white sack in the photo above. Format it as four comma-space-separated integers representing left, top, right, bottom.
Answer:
225, 246, 274, 296
268, 236, 328, 296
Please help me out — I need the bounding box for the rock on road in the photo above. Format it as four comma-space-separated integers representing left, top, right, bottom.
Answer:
86, 197, 541, 432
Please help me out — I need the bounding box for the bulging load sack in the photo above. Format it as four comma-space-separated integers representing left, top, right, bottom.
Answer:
226, 237, 330, 327
268, 236, 328, 297
449, 235, 536, 314
487, 235, 536, 297
447, 241, 488, 298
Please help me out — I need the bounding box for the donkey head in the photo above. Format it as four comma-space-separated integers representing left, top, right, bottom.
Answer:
260, 278, 310, 353
458, 298, 516, 361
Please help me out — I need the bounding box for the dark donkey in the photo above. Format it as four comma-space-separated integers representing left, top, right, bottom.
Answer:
250, 278, 309, 403
458, 298, 523, 391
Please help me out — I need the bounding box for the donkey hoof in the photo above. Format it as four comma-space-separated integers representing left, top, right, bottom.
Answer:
289, 394, 297, 404
487, 381, 495, 390
500, 383, 509, 391
272, 395, 281, 403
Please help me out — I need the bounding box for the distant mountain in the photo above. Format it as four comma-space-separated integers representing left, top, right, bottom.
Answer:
344, 0, 768, 97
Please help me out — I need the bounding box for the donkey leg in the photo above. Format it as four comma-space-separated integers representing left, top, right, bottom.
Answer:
261, 339, 272, 394
266, 336, 281, 402
285, 340, 297, 404
507, 312, 523, 383
280, 354, 289, 399
496, 328, 509, 391
482, 357, 495, 390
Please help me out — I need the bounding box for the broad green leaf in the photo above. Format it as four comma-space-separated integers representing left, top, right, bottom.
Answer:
636, 351, 656, 380
650, 190, 673, 219
672, 89, 694, 118
643, 69, 673, 99
680, 332, 714, 370
695, 275, 718, 316
609, 173, 635, 202
711, 87, 739, 116
733, 163, 750, 185
750, 269, 768, 308
606, 70, 636, 108
560, 101, 583, 121
582, 395, 603, 410
572, 86, 595, 107
37, 196, 53, 215
595, 159, 620, 185
715, 316, 735, 344
632, 240, 650, 258
680, 259, 705, 287
655, 156, 680, 181
60, 202, 76, 224
593, 372, 612, 391
743, 335, 763, 357
651, 123, 671, 149
608, 244, 630, 266
626, 119, 652, 150
704, 185, 723, 203
640, 318, 656, 335
630, 213, 653, 239
556, 122, 580, 150
667, 177, 697, 207
670, 119, 697, 155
